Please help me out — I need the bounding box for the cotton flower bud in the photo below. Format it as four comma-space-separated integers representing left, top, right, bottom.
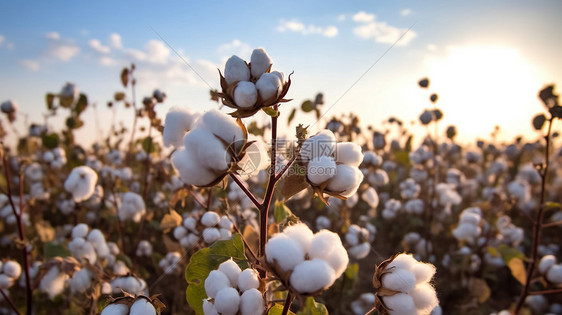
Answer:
225, 55, 250, 85
250, 48, 272, 79
64, 166, 98, 202
234, 81, 258, 108
240, 288, 264, 315
307, 156, 336, 185
163, 106, 199, 148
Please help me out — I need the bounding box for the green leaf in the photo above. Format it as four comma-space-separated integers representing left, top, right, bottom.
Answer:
394, 150, 410, 166
142, 136, 156, 153
268, 303, 296, 315
263, 107, 279, 117
497, 244, 526, 264
73, 93, 88, 115
301, 100, 313, 113
296, 297, 328, 315
287, 108, 296, 125
44, 242, 71, 259
185, 234, 248, 315
274, 201, 294, 224
46, 93, 55, 110
545, 201, 561, 211
41, 133, 60, 149
345, 263, 359, 281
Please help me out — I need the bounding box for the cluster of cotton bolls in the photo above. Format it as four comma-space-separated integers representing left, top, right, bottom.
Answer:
0, 260, 22, 289
158, 252, 182, 274
173, 211, 234, 248
382, 199, 402, 220
101, 296, 158, 315
106, 149, 123, 165
351, 293, 376, 315
452, 207, 482, 244
360, 151, 389, 188
101, 165, 134, 183
402, 232, 433, 258
345, 224, 375, 259
68, 223, 114, 265
435, 183, 462, 213
109, 275, 148, 296
445, 168, 465, 188
24, 162, 44, 182
495, 215, 524, 246
117, 192, 146, 223
410, 145, 434, 166
39, 264, 70, 299
379, 254, 439, 315
265, 223, 348, 294
0, 194, 30, 226
404, 199, 425, 215
400, 178, 421, 199
203, 259, 263, 315
300, 130, 364, 198
136, 240, 153, 257
42, 147, 67, 169
64, 166, 99, 202
538, 255, 562, 284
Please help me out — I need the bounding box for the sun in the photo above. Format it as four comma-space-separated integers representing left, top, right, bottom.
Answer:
426, 45, 543, 143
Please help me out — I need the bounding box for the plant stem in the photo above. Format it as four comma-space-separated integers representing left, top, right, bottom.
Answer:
514, 117, 554, 314
542, 220, 562, 228
0, 287, 20, 315
229, 173, 261, 209
528, 288, 562, 296
142, 125, 153, 201
281, 292, 294, 315
128, 71, 138, 155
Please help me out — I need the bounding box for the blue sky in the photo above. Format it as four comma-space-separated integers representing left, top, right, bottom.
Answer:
1, 0, 561, 147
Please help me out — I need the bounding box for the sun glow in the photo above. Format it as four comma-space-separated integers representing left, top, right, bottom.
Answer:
426, 45, 542, 142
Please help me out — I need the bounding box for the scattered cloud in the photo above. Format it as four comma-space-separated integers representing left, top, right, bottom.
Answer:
337, 14, 346, 21
0, 35, 4, 45
400, 9, 413, 16
277, 19, 338, 37
45, 32, 80, 61
144, 40, 170, 64
109, 33, 122, 49
352, 11, 375, 23
352, 12, 416, 46
99, 56, 117, 66
217, 39, 252, 61
19, 59, 40, 71
89, 39, 110, 54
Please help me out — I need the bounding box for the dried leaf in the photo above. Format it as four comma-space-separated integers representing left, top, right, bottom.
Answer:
508, 258, 527, 285
160, 209, 182, 232
469, 278, 491, 303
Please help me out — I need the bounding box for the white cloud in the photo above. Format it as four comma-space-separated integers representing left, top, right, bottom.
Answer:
218, 39, 252, 57
124, 48, 147, 62
19, 59, 40, 71
45, 32, 60, 40
352, 11, 375, 23
352, 12, 416, 46
109, 33, 122, 49
89, 39, 110, 54
337, 14, 346, 21
0, 35, 4, 45
99, 57, 117, 66
277, 19, 338, 37
144, 40, 170, 64
400, 8, 413, 16
45, 32, 80, 61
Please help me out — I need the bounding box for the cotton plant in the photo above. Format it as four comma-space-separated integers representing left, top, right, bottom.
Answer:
0, 260, 22, 289
173, 211, 234, 248
202, 259, 264, 315
345, 224, 375, 259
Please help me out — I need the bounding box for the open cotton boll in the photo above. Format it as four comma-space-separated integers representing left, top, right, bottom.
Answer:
2, 261, 21, 279
163, 106, 199, 148
383, 293, 417, 315
68, 268, 92, 294
39, 266, 68, 300
201, 211, 221, 227
68, 237, 97, 263
0, 274, 13, 288
215, 287, 241, 315
388, 253, 418, 271
203, 299, 219, 315
270, 71, 284, 84
204, 270, 231, 299
382, 268, 416, 293
326, 164, 364, 197
203, 228, 221, 244
71, 223, 89, 238
174, 226, 187, 240
240, 288, 264, 315
546, 265, 562, 283
219, 217, 233, 230
118, 192, 146, 222
64, 166, 98, 202
300, 130, 336, 162
255, 72, 281, 101
411, 283, 439, 314
290, 259, 336, 294
218, 259, 242, 287
307, 155, 337, 185
283, 223, 315, 253
100, 303, 129, 315
308, 230, 341, 260
225, 55, 250, 85
452, 223, 480, 241
184, 129, 230, 173
349, 243, 371, 259
335, 142, 363, 167
250, 48, 272, 79
362, 187, 379, 208
195, 109, 246, 153
238, 269, 260, 292
130, 298, 157, 315
172, 149, 221, 186
459, 211, 481, 225
538, 255, 556, 274
411, 261, 437, 284
234, 81, 258, 108
87, 229, 110, 257
265, 235, 305, 272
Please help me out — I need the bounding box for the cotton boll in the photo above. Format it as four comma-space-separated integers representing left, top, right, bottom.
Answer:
411, 283, 439, 314
195, 109, 246, 153
308, 230, 340, 260
382, 268, 416, 293
2, 261, 21, 279
225, 55, 250, 85
538, 255, 556, 274
203, 299, 219, 315
184, 129, 230, 173
203, 228, 221, 244
388, 254, 418, 271
300, 130, 336, 161
346, 193, 359, 208
163, 106, 199, 148
237, 268, 260, 293
240, 288, 264, 315
68, 268, 92, 294
345, 232, 359, 246
250, 48, 272, 79
130, 297, 157, 315
546, 264, 562, 284
68, 237, 97, 263
174, 226, 188, 240
204, 270, 231, 299
266, 235, 305, 272
383, 293, 417, 315
452, 223, 480, 241
201, 211, 221, 227
255, 73, 281, 101
283, 223, 314, 254
289, 259, 336, 294
219, 217, 233, 230
316, 216, 331, 230
184, 217, 198, 232
335, 142, 363, 167
411, 261, 436, 284
100, 303, 129, 315
87, 229, 110, 257
39, 266, 68, 300
326, 164, 364, 197
214, 287, 241, 315
172, 149, 219, 186
119, 192, 146, 223
233, 82, 258, 108
349, 243, 371, 259
219, 229, 232, 240
362, 187, 379, 208
0, 274, 12, 288
218, 259, 242, 287
64, 166, 98, 202
270, 71, 284, 84
307, 156, 337, 185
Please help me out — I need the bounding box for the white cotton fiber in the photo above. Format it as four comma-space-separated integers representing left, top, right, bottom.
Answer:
195, 109, 246, 153
87, 229, 110, 257
307, 156, 337, 185
225, 55, 250, 85
388, 254, 418, 271
270, 71, 284, 84
68, 237, 97, 263
39, 266, 68, 300
214, 287, 240, 315
346, 232, 359, 246
119, 192, 146, 222
411, 261, 437, 284
326, 164, 364, 197
203, 228, 221, 244
101, 303, 129, 315
130, 298, 157, 315
204, 270, 230, 299
68, 268, 92, 294
71, 223, 89, 239
184, 217, 197, 232
546, 264, 562, 284
538, 255, 556, 274
411, 283, 439, 313
383, 293, 417, 315
283, 224, 315, 253
202, 299, 218, 315
382, 268, 416, 293
201, 211, 221, 227
335, 142, 363, 167
349, 243, 371, 259
0, 274, 12, 288
255, 72, 281, 101
362, 187, 379, 208
308, 230, 340, 260
184, 129, 230, 173
452, 223, 480, 241
238, 268, 260, 292
300, 130, 336, 162
218, 260, 242, 287
240, 288, 264, 315
219, 217, 233, 230
265, 234, 305, 272
64, 166, 98, 202
163, 106, 199, 148
250, 48, 272, 79
289, 259, 336, 294
2, 261, 21, 279
174, 226, 187, 240
459, 211, 481, 225
172, 149, 220, 186
234, 81, 258, 108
